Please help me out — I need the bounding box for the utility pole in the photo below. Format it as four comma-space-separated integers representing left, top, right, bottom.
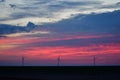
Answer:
22, 56, 25, 66
57, 56, 61, 66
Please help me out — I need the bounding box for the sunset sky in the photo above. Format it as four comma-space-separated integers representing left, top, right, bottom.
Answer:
0, 0, 120, 66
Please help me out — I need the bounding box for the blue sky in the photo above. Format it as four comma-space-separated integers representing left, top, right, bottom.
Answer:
0, 0, 120, 26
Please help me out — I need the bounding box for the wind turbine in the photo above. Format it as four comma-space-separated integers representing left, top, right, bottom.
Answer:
93, 55, 96, 66
57, 56, 61, 66
22, 56, 25, 66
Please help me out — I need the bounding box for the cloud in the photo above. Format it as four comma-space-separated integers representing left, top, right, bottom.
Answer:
1, 9, 120, 38
0, 0, 5, 3
38, 10, 120, 36
6, 31, 50, 37
98, 2, 120, 9
0, 0, 120, 26
24, 35, 120, 48
116, 2, 120, 5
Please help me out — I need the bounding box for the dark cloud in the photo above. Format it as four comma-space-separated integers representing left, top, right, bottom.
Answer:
0, 12, 41, 21
33, 0, 51, 5
0, 0, 5, 3
48, 4, 65, 11
19, 6, 39, 10
23, 35, 120, 48
59, 1, 102, 6
116, 2, 120, 5
97, 1, 120, 9
0, 22, 36, 35
99, 4, 120, 9
1, 10, 120, 36
10, 12, 38, 19
0, 14, 35, 22
40, 10, 120, 35
9, 4, 16, 9
48, 1, 103, 11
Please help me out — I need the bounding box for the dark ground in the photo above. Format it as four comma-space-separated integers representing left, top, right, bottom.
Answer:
0, 66, 120, 80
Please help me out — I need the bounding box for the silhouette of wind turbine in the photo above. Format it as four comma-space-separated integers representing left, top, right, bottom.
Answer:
22, 56, 25, 66
57, 56, 61, 66
93, 55, 96, 66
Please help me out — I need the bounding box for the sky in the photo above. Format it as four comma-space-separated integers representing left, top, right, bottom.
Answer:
0, 0, 120, 26
0, 0, 120, 66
